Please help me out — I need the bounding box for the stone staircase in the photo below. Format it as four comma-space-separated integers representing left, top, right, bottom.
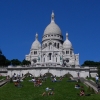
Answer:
73, 77, 98, 92
0, 79, 8, 87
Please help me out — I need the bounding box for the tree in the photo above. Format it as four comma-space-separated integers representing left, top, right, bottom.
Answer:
11, 59, 21, 66
0, 50, 6, 67
81, 60, 100, 67
21, 59, 31, 65
5, 59, 11, 66
0, 49, 2, 55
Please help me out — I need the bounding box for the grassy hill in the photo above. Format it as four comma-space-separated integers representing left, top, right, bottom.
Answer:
0, 76, 100, 100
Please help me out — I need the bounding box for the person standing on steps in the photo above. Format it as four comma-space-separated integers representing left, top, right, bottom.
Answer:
95, 75, 99, 84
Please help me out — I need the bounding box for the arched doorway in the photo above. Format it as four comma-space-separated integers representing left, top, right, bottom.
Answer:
63, 73, 73, 77
24, 72, 33, 77
43, 73, 53, 77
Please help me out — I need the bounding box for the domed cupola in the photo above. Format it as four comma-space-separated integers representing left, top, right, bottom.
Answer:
63, 33, 72, 49
42, 11, 63, 42
31, 33, 41, 50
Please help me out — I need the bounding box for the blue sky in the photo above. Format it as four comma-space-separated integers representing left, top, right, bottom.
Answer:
0, 0, 100, 64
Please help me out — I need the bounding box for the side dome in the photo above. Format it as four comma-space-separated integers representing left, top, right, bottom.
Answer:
63, 33, 72, 49
43, 11, 62, 35
31, 33, 41, 49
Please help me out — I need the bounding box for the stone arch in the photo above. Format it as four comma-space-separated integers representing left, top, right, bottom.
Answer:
43, 72, 54, 77
33, 58, 37, 63
46, 40, 54, 46
24, 72, 34, 77
63, 72, 73, 77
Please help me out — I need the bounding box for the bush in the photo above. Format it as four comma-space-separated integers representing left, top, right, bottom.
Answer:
77, 79, 81, 83
87, 86, 91, 93
91, 88, 95, 94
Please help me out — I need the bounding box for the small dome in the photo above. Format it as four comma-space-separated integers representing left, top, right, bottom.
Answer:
31, 33, 41, 49
63, 33, 72, 49
43, 11, 62, 35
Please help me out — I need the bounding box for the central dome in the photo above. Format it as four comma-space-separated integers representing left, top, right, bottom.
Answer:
44, 22, 62, 35
43, 12, 62, 35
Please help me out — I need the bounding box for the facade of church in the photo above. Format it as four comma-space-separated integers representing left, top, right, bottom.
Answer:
0, 12, 97, 78
25, 12, 79, 67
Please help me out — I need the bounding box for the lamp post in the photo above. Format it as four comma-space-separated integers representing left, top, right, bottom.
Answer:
48, 68, 49, 73
77, 70, 80, 83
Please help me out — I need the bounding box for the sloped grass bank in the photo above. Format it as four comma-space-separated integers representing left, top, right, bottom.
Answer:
0, 77, 100, 100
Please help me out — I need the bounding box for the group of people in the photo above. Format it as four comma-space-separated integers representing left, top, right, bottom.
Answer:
75, 84, 91, 96
31, 77, 42, 87
14, 78, 23, 87
42, 87, 54, 96
51, 76, 63, 82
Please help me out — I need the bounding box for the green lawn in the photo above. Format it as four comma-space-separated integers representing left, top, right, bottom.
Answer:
0, 77, 100, 100
0, 76, 6, 80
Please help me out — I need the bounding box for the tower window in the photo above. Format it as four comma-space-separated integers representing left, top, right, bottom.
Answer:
66, 51, 69, 54
34, 51, 37, 54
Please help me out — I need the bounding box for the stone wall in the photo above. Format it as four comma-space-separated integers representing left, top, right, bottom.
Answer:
0, 66, 98, 78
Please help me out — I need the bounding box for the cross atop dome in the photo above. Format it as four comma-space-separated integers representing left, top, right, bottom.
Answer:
51, 11, 55, 22
35, 33, 38, 40
66, 32, 68, 39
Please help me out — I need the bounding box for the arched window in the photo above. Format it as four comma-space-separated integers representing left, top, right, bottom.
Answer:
49, 43, 52, 49
49, 53, 52, 60
57, 43, 59, 48
54, 43, 56, 47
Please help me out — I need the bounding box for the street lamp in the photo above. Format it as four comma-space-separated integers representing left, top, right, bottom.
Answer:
48, 68, 49, 73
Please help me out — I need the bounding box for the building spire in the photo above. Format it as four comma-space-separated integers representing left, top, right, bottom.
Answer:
35, 33, 38, 40
66, 32, 68, 40
51, 11, 55, 22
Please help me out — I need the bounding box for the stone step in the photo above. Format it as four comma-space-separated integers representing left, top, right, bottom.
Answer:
0, 80, 8, 87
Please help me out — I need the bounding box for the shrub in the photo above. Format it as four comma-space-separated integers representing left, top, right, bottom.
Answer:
91, 88, 95, 94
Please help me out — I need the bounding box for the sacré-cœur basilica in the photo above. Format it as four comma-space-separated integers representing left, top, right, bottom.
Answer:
6, 12, 97, 78
25, 11, 79, 67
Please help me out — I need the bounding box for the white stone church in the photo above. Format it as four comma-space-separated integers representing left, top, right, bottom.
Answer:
3, 12, 97, 78
25, 12, 79, 67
